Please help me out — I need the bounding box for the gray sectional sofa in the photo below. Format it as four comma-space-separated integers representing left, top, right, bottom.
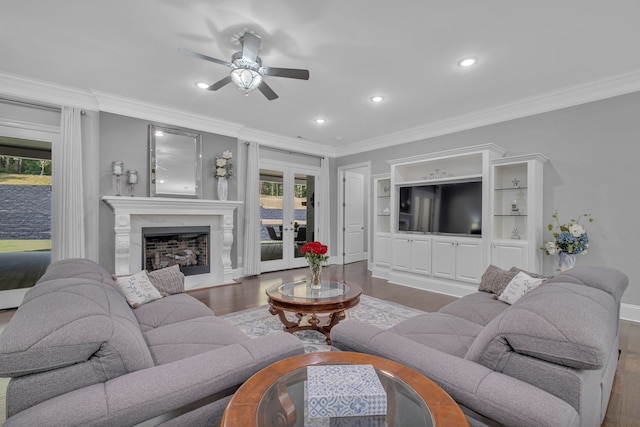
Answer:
0, 259, 304, 426
332, 266, 628, 427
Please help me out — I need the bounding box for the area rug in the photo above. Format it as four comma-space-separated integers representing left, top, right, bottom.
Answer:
220, 295, 427, 352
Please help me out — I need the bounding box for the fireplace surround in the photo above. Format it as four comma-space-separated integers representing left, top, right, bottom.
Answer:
103, 196, 242, 290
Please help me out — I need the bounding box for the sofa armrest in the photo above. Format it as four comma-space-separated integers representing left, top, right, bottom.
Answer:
332, 320, 579, 427
4, 333, 303, 427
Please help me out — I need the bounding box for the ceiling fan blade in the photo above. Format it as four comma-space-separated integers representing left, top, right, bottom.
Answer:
260, 67, 310, 80
241, 32, 261, 63
208, 76, 232, 91
178, 47, 233, 68
258, 81, 279, 100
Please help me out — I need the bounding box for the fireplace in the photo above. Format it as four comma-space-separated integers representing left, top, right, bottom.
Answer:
143, 226, 210, 276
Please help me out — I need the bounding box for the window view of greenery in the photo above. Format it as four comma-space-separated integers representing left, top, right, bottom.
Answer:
0, 156, 52, 253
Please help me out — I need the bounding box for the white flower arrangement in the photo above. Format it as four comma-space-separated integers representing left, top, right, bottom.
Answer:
541, 211, 593, 256
212, 150, 233, 179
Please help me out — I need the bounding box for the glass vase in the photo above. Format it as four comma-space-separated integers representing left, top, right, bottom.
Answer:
558, 251, 576, 271
309, 266, 322, 290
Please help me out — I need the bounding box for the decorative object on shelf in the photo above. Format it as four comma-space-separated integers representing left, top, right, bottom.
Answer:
541, 211, 594, 271
383, 185, 390, 195
217, 177, 228, 201
512, 177, 520, 188
112, 161, 124, 196
127, 170, 138, 197
212, 150, 233, 200
300, 241, 329, 290
511, 200, 520, 214
511, 226, 521, 239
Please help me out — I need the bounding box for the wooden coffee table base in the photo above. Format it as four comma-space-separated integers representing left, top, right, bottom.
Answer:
268, 305, 346, 345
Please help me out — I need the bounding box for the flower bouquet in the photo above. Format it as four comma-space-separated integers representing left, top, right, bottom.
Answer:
541, 211, 593, 271
213, 150, 233, 179
300, 241, 329, 289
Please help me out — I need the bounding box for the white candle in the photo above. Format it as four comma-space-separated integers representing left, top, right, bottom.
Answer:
128, 171, 138, 184
112, 161, 123, 175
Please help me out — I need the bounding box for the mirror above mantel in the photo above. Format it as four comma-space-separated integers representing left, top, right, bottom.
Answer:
149, 124, 202, 199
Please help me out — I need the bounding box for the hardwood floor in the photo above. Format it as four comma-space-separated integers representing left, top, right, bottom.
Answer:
0, 261, 638, 426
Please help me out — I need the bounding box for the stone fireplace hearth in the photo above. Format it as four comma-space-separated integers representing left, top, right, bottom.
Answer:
103, 196, 242, 290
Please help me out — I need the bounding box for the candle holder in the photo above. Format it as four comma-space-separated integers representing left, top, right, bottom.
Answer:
127, 170, 138, 197
112, 161, 124, 196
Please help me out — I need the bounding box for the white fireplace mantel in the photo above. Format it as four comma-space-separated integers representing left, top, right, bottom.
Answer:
102, 196, 243, 289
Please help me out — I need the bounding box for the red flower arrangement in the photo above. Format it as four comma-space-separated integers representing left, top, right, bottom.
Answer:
300, 241, 329, 271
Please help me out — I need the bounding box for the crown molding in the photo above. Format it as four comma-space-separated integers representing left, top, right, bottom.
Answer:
238, 127, 335, 158
0, 71, 98, 110
92, 91, 243, 138
335, 68, 640, 157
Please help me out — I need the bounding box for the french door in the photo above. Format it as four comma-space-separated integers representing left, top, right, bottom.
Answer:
259, 161, 317, 272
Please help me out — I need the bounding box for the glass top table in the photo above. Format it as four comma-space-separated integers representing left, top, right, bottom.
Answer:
221, 352, 469, 427
265, 280, 362, 345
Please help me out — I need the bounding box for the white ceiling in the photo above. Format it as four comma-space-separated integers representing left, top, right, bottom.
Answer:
2, 1, 640, 155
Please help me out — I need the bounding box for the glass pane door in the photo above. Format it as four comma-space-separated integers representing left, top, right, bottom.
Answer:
260, 163, 316, 272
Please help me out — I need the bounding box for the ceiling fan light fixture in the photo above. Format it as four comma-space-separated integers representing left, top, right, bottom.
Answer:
458, 57, 478, 67
230, 68, 263, 93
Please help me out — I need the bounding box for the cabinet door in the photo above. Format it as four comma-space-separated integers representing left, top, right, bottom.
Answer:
456, 240, 483, 283
432, 239, 456, 279
375, 234, 392, 266
411, 238, 432, 275
392, 237, 411, 271
491, 241, 528, 271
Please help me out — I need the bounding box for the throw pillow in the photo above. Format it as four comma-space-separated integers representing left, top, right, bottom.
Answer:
478, 265, 514, 295
146, 265, 185, 295
498, 271, 545, 305
115, 270, 163, 308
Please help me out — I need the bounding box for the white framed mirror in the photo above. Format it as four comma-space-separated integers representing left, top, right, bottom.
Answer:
149, 125, 202, 198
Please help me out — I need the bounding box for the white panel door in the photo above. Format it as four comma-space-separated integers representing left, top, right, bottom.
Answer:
456, 240, 483, 283
411, 237, 432, 275
432, 238, 456, 279
343, 170, 366, 264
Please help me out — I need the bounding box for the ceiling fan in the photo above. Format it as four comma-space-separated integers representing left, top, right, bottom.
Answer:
179, 31, 310, 101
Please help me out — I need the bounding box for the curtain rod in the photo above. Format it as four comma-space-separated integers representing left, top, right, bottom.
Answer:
246, 141, 325, 159
0, 97, 61, 113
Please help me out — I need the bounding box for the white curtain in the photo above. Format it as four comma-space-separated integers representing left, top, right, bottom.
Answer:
52, 106, 85, 261
318, 157, 331, 248
243, 141, 261, 275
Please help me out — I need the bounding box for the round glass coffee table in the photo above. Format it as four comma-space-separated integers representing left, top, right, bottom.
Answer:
266, 280, 362, 345
221, 352, 469, 427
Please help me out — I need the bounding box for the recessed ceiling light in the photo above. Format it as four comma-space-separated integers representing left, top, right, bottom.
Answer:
457, 57, 478, 67
195, 82, 210, 89
370, 96, 384, 103
315, 118, 326, 124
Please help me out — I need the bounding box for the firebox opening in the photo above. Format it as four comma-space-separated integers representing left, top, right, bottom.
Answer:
142, 226, 210, 276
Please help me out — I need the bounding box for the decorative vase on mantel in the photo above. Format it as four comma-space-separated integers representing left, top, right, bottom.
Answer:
309, 265, 322, 290
217, 177, 228, 201
558, 251, 576, 271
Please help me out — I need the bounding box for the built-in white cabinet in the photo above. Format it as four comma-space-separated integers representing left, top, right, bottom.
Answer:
490, 154, 547, 273
392, 234, 432, 275
432, 236, 483, 283
372, 175, 392, 278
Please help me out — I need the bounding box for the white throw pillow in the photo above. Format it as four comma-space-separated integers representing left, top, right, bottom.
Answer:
115, 270, 163, 308
498, 271, 545, 305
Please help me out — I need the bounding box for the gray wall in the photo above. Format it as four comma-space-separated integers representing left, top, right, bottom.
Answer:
98, 112, 238, 272
336, 91, 640, 306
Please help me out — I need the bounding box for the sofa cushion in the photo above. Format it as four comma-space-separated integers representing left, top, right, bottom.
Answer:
387, 313, 483, 357
0, 278, 154, 378
133, 293, 215, 332
465, 283, 618, 370
437, 291, 509, 326
147, 265, 185, 295
142, 316, 250, 365
546, 265, 629, 303
36, 258, 119, 291
115, 270, 164, 308
478, 265, 548, 296
498, 271, 545, 305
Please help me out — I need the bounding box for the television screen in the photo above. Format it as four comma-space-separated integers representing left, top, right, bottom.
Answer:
398, 180, 482, 236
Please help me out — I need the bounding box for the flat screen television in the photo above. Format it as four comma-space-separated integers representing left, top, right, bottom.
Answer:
398, 180, 482, 236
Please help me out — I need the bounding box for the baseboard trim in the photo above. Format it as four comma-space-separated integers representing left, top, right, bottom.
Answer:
620, 304, 640, 323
